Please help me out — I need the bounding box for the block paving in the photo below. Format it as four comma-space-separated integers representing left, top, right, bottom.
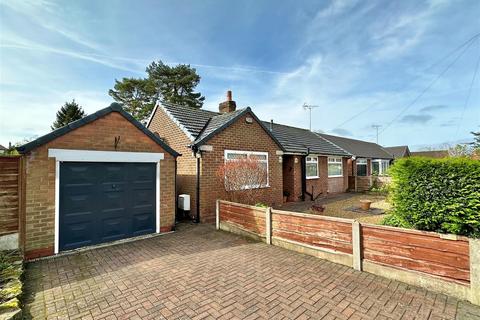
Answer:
23, 224, 480, 319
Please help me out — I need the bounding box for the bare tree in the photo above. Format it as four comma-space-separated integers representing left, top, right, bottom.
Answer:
446, 143, 473, 158
216, 158, 268, 205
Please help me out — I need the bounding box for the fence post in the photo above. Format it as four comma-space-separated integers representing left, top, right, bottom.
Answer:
216, 200, 220, 230
265, 207, 272, 245
470, 239, 480, 305
352, 221, 362, 271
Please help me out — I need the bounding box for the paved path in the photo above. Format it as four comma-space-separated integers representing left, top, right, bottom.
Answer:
24, 224, 480, 319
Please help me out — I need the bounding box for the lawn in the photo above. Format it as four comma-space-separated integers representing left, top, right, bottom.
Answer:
280, 193, 390, 224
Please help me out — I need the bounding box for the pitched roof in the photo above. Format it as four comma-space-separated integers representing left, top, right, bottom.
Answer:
194, 108, 248, 144
262, 122, 351, 156
317, 133, 393, 159
384, 146, 410, 159
17, 103, 180, 157
160, 102, 219, 138
411, 150, 449, 158
156, 102, 284, 150
0, 144, 6, 151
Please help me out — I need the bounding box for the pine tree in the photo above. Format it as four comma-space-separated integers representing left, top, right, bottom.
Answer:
108, 78, 157, 122
51, 100, 86, 130
472, 131, 480, 149
108, 60, 205, 123
146, 61, 205, 109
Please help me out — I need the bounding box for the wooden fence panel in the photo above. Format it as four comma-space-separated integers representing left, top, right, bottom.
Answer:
272, 210, 353, 254
362, 224, 470, 284
219, 201, 266, 235
0, 156, 20, 235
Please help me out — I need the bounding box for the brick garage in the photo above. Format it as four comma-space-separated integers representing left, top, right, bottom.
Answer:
17, 104, 179, 259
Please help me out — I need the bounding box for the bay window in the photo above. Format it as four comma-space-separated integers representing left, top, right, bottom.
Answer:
306, 156, 319, 179
372, 159, 390, 176
328, 157, 343, 177
224, 150, 269, 190
356, 158, 367, 176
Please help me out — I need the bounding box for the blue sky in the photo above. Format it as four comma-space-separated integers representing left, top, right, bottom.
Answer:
0, 0, 479, 150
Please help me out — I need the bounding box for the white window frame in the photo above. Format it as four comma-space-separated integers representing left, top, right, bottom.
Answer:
306, 156, 319, 179
224, 150, 269, 189
372, 159, 390, 176
356, 158, 368, 177
48, 149, 164, 254
328, 156, 343, 178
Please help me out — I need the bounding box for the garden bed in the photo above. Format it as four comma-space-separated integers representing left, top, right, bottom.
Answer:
0, 250, 23, 320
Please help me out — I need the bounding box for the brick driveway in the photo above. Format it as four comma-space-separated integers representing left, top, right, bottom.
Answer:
24, 224, 480, 320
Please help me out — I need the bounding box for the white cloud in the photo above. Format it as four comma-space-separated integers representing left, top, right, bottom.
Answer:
368, 1, 449, 60
316, 0, 359, 18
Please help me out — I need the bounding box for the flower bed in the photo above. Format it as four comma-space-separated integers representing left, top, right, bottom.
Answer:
0, 250, 23, 320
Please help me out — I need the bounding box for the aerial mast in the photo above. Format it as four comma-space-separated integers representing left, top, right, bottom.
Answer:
303, 103, 320, 131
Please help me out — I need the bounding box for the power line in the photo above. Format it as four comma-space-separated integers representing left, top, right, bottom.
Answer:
379, 36, 477, 134
455, 41, 480, 138
331, 32, 480, 130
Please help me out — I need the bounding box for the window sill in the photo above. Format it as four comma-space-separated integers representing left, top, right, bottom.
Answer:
306, 176, 319, 180
328, 175, 343, 178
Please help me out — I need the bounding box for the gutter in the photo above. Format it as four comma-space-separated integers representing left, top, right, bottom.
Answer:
174, 157, 178, 229
301, 148, 309, 201
191, 145, 201, 223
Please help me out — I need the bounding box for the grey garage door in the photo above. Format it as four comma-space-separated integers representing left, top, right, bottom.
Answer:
59, 162, 156, 251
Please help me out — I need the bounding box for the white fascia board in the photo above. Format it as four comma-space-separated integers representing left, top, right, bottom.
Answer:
146, 101, 161, 128
48, 149, 164, 162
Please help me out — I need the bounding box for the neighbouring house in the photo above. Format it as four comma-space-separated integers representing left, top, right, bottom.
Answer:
385, 145, 411, 160
0, 144, 6, 154
316, 134, 394, 191
264, 122, 351, 202
411, 150, 449, 158
15, 103, 179, 259
147, 91, 285, 223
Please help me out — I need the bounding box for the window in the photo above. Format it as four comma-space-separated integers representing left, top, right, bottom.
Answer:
328, 157, 343, 177
356, 158, 367, 177
224, 150, 269, 190
372, 159, 390, 176
306, 156, 318, 179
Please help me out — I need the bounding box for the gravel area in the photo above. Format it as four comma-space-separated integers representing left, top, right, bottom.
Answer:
280, 193, 391, 224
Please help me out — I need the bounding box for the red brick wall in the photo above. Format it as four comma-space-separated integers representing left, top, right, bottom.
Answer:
148, 106, 198, 218
0, 156, 20, 235
327, 158, 349, 193
23, 111, 176, 259
199, 112, 283, 223
284, 155, 349, 201
306, 156, 329, 199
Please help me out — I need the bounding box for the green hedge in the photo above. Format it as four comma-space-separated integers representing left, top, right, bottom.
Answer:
384, 157, 480, 237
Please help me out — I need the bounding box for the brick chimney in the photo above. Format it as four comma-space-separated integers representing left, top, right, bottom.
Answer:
219, 90, 236, 113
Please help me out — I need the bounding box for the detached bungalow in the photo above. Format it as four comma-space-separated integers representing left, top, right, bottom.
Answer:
316, 134, 393, 191
148, 91, 284, 223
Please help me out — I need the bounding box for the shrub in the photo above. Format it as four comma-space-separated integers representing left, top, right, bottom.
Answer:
384, 157, 480, 237
381, 214, 412, 229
